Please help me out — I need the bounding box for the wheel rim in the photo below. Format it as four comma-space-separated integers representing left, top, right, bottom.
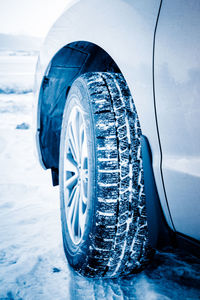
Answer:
63, 106, 89, 245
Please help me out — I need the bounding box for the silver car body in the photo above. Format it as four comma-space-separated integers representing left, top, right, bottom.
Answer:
34, 0, 200, 241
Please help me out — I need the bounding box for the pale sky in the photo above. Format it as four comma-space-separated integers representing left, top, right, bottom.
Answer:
0, 0, 70, 37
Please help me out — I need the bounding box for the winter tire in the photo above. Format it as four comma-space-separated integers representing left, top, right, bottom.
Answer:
59, 72, 152, 278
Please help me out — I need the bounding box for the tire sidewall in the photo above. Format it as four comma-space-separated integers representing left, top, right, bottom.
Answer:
59, 79, 96, 269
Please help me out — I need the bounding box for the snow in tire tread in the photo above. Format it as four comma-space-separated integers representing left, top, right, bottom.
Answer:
78, 72, 151, 277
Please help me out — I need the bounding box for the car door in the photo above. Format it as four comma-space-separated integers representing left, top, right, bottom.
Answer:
154, 0, 200, 241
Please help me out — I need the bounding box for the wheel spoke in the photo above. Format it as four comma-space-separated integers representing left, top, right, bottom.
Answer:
68, 123, 79, 162
67, 185, 79, 225
83, 181, 88, 202
79, 193, 86, 235
71, 112, 82, 162
81, 138, 88, 201
65, 173, 78, 189
68, 185, 77, 207
79, 124, 85, 153
82, 167, 88, 179
80, 167, 88, 203
71, 186, 80, 237
81, 128, 88, 164
65, 153, 77, 173
81, 183, 88, 204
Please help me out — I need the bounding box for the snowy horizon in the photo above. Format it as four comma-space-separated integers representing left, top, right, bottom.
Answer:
0, 33, 42, 52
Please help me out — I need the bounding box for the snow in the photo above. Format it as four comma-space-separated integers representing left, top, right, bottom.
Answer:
0, 53, 200, 299
0, 54, 37, 95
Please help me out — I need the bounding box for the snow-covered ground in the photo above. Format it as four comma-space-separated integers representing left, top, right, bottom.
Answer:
0, 53, 200, 300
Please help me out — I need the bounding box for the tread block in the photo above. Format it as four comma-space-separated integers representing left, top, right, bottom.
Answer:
95, 213, 117, 226
96, 137, 117, 149
97, 186, 118, 199
97, 201, 118, 214
94, 237, 114, 250
98, 172, 119, 184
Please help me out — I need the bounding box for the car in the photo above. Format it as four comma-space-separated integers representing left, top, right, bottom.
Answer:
34, 0, 200, 277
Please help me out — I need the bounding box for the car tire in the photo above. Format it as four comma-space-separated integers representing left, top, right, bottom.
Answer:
59, 72, 153, 278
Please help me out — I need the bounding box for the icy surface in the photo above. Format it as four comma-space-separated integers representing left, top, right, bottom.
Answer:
0, 54, 200, 299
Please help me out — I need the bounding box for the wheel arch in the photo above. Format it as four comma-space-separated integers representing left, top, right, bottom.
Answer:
37, 41, 121, 175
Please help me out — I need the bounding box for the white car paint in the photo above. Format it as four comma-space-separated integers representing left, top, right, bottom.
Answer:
34, 0, 175, 232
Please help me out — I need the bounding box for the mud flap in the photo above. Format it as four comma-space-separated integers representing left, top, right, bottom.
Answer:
141, 135, 173, 249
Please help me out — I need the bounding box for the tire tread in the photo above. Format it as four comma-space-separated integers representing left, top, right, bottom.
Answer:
76, 72, 152, 277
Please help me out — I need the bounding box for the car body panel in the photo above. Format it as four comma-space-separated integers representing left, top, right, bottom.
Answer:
154, 0, 200, 240
34, 0, 175, 231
